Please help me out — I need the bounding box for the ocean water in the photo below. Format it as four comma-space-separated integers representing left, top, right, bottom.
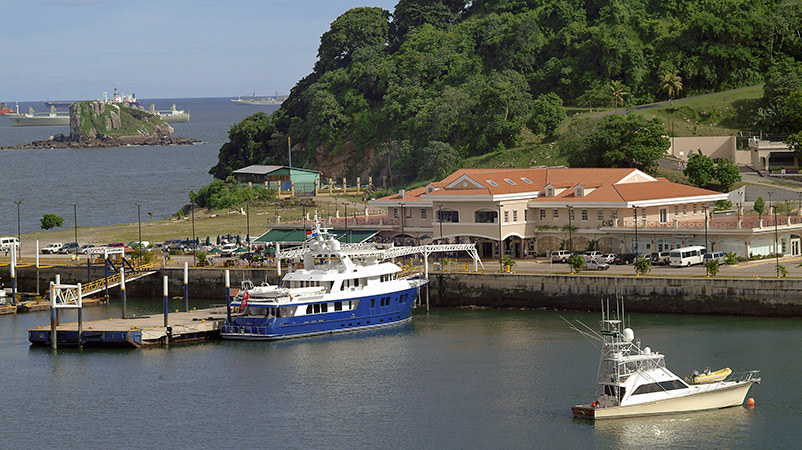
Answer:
0, 303, 798, 448
0, 98, 280, 236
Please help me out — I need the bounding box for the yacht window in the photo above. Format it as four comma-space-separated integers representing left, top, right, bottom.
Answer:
313, 304, 321, 314
321, 303, 328, 313
631, 380, 686, 395
370, 299, 375, 308
335, 301, 343, 311
306, 305, 312, 314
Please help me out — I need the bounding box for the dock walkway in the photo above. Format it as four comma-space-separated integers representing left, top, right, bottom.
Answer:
29, 306, 228, 348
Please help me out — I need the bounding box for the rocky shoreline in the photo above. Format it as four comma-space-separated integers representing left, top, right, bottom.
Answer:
2, 100, 197, 149
3, 133, 198, 149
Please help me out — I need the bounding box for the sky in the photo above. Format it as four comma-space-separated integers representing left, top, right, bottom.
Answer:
0, 0, 399, 101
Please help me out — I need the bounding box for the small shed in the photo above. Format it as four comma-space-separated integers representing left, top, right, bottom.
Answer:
233, 165, 321, 194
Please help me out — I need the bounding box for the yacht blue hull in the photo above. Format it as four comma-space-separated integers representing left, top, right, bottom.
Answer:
221, 284, 421, 340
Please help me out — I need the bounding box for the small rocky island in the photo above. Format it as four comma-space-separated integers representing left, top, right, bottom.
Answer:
4, 101, 197, 149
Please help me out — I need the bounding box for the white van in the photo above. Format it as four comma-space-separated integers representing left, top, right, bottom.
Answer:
669, 246, 707, 267
0, 237, 20, 252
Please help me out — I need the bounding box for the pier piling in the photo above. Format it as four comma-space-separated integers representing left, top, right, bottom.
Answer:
225, 270, 231, 324
184, 262, 189, 312
120, 267, 126, 319
10, 245, 16, 306
163, 275, 169, 346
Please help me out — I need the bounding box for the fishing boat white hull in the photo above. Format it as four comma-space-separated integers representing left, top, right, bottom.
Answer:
572, 380, 757, 419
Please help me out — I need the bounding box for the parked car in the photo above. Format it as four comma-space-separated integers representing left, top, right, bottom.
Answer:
41, 243, 63, 254
613, 253, 638, 265
107, 242, 125, 248
127, 240, 150, 249
220, 243, 240, 257
550, 250, 573, 263
586, 259, 610, 270
702, 251, 726, 264
77, 244, 96, 254
0, 237, 20, 252
58, 242, 79, 254
583, 251, 603, 261
650, 251, 671, 265
239, 252, 263, 262
599, 253, 616, 263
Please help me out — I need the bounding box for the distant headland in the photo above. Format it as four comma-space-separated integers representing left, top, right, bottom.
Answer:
3, 100, 197, 149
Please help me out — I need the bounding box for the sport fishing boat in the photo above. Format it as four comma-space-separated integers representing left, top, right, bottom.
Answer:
568, 304, 760, 419
221, 220, 427, 340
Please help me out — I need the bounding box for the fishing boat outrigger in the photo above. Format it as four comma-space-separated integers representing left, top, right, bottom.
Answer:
567, 303, 760, 419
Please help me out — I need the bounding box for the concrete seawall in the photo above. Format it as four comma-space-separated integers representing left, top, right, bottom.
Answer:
429, 273, 802, 317
3, 266, 801, 316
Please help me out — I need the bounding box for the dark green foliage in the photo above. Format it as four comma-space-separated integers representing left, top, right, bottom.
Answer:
561, 114, 669, 173
714, 158, 741, 191
212, 0, 802, 184
209, 113, 280, 179
714, 199, 733, 211
684, 150, 715, 187
528, 93, 565, 136
754, 196, 766, 215
40, 214, 63, 230
189, 177, 277, 210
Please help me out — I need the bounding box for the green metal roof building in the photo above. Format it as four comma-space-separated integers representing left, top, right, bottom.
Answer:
233, 165, 321, 194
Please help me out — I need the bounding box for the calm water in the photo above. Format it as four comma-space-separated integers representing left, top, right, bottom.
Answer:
0, 301, 798, 448
0, 98, 280, 235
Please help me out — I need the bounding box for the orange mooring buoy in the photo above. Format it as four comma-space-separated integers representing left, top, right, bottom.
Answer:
747, 397, 755, 407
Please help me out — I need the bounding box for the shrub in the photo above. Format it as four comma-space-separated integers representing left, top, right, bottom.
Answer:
634, 256, 651, 276
568, 254, 586, 273
706, 259, 719, 277
724, 252, 738, 265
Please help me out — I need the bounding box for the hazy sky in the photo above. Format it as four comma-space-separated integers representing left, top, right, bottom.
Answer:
1, 0, 398, 101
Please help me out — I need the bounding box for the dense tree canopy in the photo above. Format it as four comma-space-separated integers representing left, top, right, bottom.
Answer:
211, 0, 802, 184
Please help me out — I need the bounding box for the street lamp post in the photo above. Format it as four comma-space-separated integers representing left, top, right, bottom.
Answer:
399, 203, 403, 245
246, 203, 251, 253
14, 200, 21, 257
774, 205, 780, 277
438, 204, 444, 244
135, 203, 143, 262
633, 206, 638, 255
703, 205, 709, 276
73, 203, 78, 258
567, 206, 573, 254
191, 203, 196, 266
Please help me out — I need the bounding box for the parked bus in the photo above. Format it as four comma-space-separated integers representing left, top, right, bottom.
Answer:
669, 246, 707, 267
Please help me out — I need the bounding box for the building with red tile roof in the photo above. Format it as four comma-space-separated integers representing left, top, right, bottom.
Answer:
369, 167, 802, 259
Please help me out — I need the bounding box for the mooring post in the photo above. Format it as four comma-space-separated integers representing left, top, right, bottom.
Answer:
276, 243, 281, 277
424, 247, 430, 312
163, 275, 169, 346
36, 240, 40, 295
10, 245, 16, 306
77, 283, 83, 350
55, 274, 60, 325
49, 282, 57, 350
225, 270, 231, 324
183, 261, 189, 312
87, 253, 91, 282
120, 267, 126, 319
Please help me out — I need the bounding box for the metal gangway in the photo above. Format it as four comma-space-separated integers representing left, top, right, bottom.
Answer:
59, 247, 161, 299
276, 243, 484, 276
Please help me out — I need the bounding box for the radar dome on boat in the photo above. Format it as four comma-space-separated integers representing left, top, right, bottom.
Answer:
644, 347, 651, 355
329, 239, 341, 251
622, 328, 634, 342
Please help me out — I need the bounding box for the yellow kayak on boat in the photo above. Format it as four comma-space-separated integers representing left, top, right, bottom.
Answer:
693, 367, 732, 384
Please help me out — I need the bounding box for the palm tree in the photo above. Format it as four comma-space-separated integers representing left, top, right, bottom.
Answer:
659, 71, 683, 105
609, 80, 628, 113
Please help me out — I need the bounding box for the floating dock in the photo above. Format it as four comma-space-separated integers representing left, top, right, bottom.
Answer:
28, 307, 227, 348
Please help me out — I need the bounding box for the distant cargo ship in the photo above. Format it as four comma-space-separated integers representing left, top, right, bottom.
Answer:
231, 92, 287, 106
0, 102, 14, 115
7, 105, 70, 127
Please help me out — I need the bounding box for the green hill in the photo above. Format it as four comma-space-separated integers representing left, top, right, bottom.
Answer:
210, 0, 801, 188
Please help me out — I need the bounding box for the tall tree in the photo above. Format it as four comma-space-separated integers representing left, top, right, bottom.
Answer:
714, 158, 741, 192
659, 71, 683, 105
684, 150, 715, 187
608, 80, 627, 113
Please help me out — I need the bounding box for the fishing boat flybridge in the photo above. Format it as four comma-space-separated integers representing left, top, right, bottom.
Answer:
222, 217, 483, 340
568, 303, 760, 419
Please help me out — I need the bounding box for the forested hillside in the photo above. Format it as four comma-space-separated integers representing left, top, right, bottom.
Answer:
210, 0, 802, 186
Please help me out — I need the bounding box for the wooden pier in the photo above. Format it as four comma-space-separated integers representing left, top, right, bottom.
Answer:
28, 306, 228, 348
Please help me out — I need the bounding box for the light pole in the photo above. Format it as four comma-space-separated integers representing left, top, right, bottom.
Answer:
191, 203, 196, 266
768, 190, 773, 219
135, 203, 143, 262
73, 203, 78, 257
633, 206, 638, 255
703, 205, 709, 276
14, 200, 21, 257
438, 204, 444, 244
567, 206, 574, 254
246, 203, 251, 253
774, 205, 780, 277
399, 203, 403, 246
498, 204, 503, 270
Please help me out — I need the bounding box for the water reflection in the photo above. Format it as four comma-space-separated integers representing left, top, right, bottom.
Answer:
592, 406, 754, 448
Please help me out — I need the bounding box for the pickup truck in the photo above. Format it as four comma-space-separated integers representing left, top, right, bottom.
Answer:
42, 243, 64, 254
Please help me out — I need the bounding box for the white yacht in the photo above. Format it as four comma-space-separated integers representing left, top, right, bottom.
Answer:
569, 305, 760, 419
